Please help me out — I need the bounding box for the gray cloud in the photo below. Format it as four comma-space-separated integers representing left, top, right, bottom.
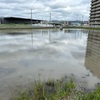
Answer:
0, 0, 91, 20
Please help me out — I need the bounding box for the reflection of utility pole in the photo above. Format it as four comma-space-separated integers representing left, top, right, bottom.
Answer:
48, 30, 51, 42
31, 9, 32, 25
31, 33, 33, 45
31, 31, 33, 45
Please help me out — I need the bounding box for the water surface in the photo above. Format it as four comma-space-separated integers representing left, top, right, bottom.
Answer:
0, 29, 100, 100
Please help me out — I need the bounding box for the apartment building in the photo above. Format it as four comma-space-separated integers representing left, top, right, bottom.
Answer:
90, 0, 100, 27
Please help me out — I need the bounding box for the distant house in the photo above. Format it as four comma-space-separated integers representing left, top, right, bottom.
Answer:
68, 21, 88, 26
48, 20, 70, 27
68, 21, 82, 26
0, 17, 41, 24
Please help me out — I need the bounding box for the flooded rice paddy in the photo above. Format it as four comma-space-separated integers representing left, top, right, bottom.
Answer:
0, 29, 100, 100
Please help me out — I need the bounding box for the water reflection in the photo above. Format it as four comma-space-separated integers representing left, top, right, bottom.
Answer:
0, 29, 87, 52
85, 30, 100, 78
0, 29, 93, 100
31, 31, 33, 45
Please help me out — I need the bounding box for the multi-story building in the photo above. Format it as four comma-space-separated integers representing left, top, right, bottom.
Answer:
90, 0, 100, 27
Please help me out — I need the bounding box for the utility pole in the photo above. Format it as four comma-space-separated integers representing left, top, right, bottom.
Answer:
49, 12, 51, 22
31, 9, 32, 25
76, 15, 78, 21
82, 15, 83, 21
82, 15, 84, 26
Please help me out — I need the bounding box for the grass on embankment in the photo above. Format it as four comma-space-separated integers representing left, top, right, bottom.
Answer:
0, 24, 100, 30
0, 24, 54, 30
13, 78, 100, 100
65, 26, 100, 30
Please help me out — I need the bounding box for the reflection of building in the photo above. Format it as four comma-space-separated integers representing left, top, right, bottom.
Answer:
90, 0, 100, 27
85, 30, 100, 78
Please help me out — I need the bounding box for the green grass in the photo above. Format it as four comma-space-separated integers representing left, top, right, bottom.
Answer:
65, 26, 100, 30
0, 24, 100, 30
13, 78, 100, 100
0, 24, 54, 30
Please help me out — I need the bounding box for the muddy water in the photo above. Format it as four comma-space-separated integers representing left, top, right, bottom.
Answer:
0, 29, 100, 100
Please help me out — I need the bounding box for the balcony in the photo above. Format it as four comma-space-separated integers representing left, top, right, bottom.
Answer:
92, 0, 100, 6
90, 11, 100, 15
94, 18, 100, 21
91, 7, 100, 12
90, 18, 100, 21
91, 4, 100, 9
90, 22, 100, 25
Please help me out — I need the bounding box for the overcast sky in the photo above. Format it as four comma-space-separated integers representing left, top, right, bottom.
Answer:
0, 0, 91, 21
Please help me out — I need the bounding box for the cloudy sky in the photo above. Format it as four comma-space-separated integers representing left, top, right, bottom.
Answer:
0, 0, 91, 21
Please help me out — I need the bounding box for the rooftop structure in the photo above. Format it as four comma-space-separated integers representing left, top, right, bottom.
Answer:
90, 0, 100, 27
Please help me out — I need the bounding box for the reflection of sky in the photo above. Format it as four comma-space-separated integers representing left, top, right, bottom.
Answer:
0, 29, 88, 77
0, 29, 89, 81
0, 29, 87, 53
